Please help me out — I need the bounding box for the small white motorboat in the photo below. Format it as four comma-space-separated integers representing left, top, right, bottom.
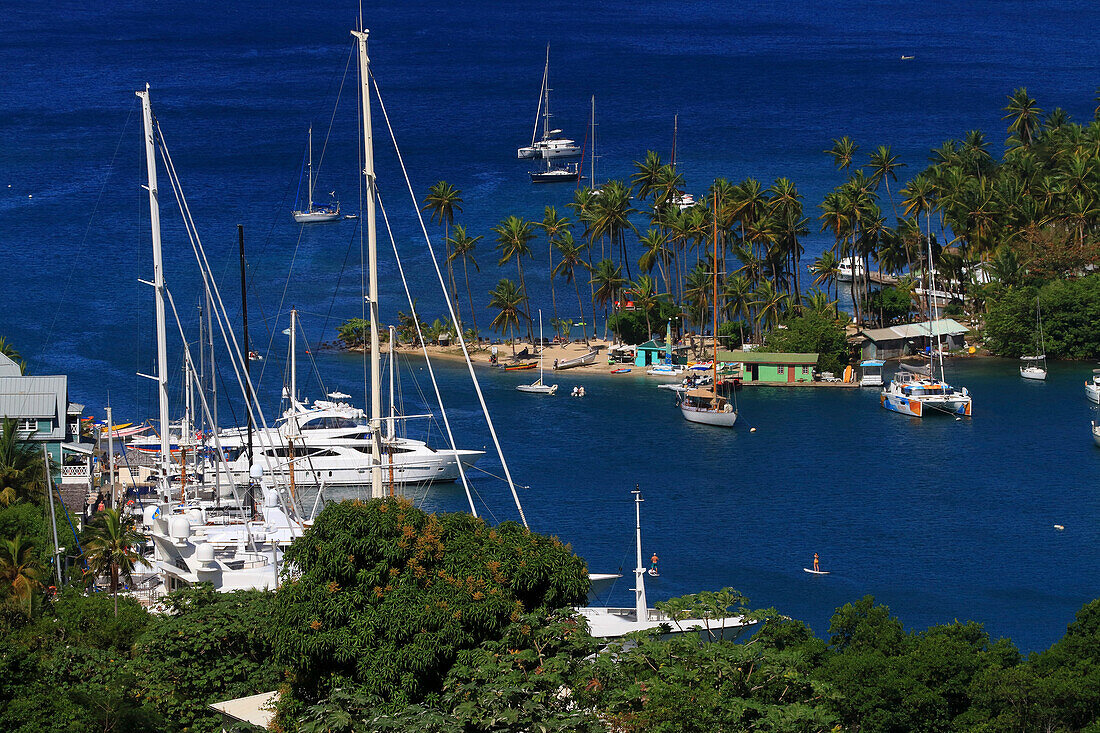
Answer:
1086, 369, 1100, 404
1092, 421, 1100, 448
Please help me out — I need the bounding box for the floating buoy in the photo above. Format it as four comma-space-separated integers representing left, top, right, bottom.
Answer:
1054, 524, 1065, 531
968, 346, 976, 354
749, 427, 756, 432
27, 194, 32, 198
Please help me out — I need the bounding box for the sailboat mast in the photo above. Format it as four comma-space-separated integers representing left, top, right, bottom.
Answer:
712, 193, 719, 398
307, 126, 314, 211
590, 95, 596, 187
290, 308, 297, 403
387, 325, 396, 441
925, 233, 946, 381
633, 489, 648, 621
542, 44, 551, 141
137, 85, 172, 499
353, 27, 384, 498
671, 114, 678, 168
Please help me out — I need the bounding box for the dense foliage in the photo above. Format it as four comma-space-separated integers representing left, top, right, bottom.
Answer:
983, 274, 1100, 358
763, 310, 851, 374
269, 498, 590, 719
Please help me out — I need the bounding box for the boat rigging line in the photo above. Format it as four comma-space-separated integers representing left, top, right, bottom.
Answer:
370, 71, 529, 529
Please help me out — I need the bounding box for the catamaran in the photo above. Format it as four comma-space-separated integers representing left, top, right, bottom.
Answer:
516, 45, 580, 161
516, 310, 558, 395
292, 126, 341, 223
881, 232, 972, 418
678, 194, 737, 427
1020, 296, 1047, 381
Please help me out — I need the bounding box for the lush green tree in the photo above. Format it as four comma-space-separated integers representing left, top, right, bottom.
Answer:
0, 418, 47, 507
590, 258, 626, 341
0, 534, 42, 615
335, 318, 373, 350
136, 585, 279, 733
268, 499, 589, 720
493, 216, 537, 342
764, 310, 850, 374
865, 286, 914, 325
551, 232, 591, 346
80, 508, 145, 617
446, 225, 483, 337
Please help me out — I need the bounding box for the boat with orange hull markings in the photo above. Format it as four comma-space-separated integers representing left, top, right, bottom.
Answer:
881, 364, 972, 417
503, 361, 538, 371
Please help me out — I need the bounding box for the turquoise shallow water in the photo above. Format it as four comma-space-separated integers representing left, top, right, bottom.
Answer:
2, 0, 1099, 650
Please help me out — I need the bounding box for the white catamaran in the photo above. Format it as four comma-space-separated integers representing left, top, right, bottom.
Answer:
516, 45, 580, 161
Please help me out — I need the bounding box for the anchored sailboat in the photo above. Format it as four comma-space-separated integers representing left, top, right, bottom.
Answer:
1020, 296, 1047, 380
517, 310, 558, 394
516, 45, 580, 161
292, 126, 341, 223
679, 193, 737, 427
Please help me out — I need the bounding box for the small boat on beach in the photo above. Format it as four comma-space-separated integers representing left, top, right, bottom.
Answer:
611, 368, 631, 374
554, 349, 597, 370
516, 311, 558, 395
503, 361, 538, 371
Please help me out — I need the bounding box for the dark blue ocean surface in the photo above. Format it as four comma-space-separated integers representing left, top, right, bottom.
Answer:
2, 1, 1099, 650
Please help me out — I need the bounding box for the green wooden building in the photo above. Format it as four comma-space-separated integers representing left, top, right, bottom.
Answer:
717, 350, 818, 383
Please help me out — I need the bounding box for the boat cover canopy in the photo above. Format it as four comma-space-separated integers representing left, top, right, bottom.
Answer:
1020, 355, 1046, 361
685, 387, 720, 400
860, 360, 886, 366
899, 363, 932, 375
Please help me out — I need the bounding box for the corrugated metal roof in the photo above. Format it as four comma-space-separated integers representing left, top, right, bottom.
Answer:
859, 318, 968, 342
0, 353, 20, 377
0, 376, 66, 428
0, 392, 57, 418
717, 350, 819, 364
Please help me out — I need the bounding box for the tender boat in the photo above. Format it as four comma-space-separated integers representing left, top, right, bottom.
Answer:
881, 363, 972, 417
836, 256, 865, 283
1092, 421, 1100, 448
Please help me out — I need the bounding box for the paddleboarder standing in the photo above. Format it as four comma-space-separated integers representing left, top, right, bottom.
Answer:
813, 553, 820, 572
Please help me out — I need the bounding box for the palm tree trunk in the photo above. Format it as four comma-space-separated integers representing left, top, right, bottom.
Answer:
549, 241, 559, 338
574, 277, 589, 346
463, 258, 477, 336
112, 562, 118, 618
585, 246, 597, 342
517, 258, 534, 344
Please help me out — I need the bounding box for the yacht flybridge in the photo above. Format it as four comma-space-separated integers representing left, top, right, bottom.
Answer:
516, 46, 581, 161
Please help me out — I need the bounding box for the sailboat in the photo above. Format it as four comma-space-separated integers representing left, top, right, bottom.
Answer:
516, 45, 580, 161
678, 194, 737, 427
292, 126, 341, 223
516, 310, 558, 395
578, 490, 758, 643
881, 229, 972, 417
1020, 296, 1047, 381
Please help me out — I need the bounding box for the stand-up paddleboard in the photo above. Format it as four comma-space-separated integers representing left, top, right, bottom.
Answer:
803, 568, 830, 575
647, 569, 659, 577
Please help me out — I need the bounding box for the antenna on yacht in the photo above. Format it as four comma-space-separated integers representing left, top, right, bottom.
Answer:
137, 84, 173, 503
632, 486, 648, 622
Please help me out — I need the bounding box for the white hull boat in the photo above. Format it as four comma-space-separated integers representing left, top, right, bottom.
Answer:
1092, 421, 1100, 448
679, 397, 738, 427
1086, 371, 1100, 403
881, 364, 972, 418
517, 47, 581, 162
578, 491, 757, 644
554, 349, 597, 370
1020, 364, 1047, 381
1020, 298, 1047, 381
292, 126, 341, 223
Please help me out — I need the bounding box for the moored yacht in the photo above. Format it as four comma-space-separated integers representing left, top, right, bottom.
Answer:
881, 363, 972, 417
1086, 370, 1100, 404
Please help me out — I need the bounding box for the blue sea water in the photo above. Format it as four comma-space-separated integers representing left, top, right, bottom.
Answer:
2, 1, 1099, 651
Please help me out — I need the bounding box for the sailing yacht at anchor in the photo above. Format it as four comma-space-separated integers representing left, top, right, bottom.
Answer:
292, 126, 341, 223
516, 45, 580, 161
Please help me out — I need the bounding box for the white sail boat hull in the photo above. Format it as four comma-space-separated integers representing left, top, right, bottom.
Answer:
1020, 366, 1047, 381
292, 209, 342, 223
679, 401, 738, 427
516, 383, 557, 394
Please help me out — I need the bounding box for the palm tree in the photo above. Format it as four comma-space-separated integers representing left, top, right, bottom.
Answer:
0, 338, 24, 374
826, 136, 859, 172
722, 273, 753, 346
81, 508, 144, 617
683, 262, 712, 332
867, 145, 906, 217
631, 151, 665, 201
446, 225, 482, 337
590, 180, 637, 281
589, 258, 625, 341
0, 418, 46, 507
540, 206, 571, 330
804, 289, 838, 320
422, 181, 464, 327
809, 251, 842, 311
568, 188, 600, 341
487, 279, 528, 356
637, 228, 671, 293
552, 232, 591, 346
752, 280, 789, 334
492, 216, 537, 343
629, 275, 663, 341
1003, 88, 1043, 148
0, 534, 41, 615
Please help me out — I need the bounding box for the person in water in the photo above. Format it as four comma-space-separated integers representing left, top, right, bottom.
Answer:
813, 553, 820, 572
